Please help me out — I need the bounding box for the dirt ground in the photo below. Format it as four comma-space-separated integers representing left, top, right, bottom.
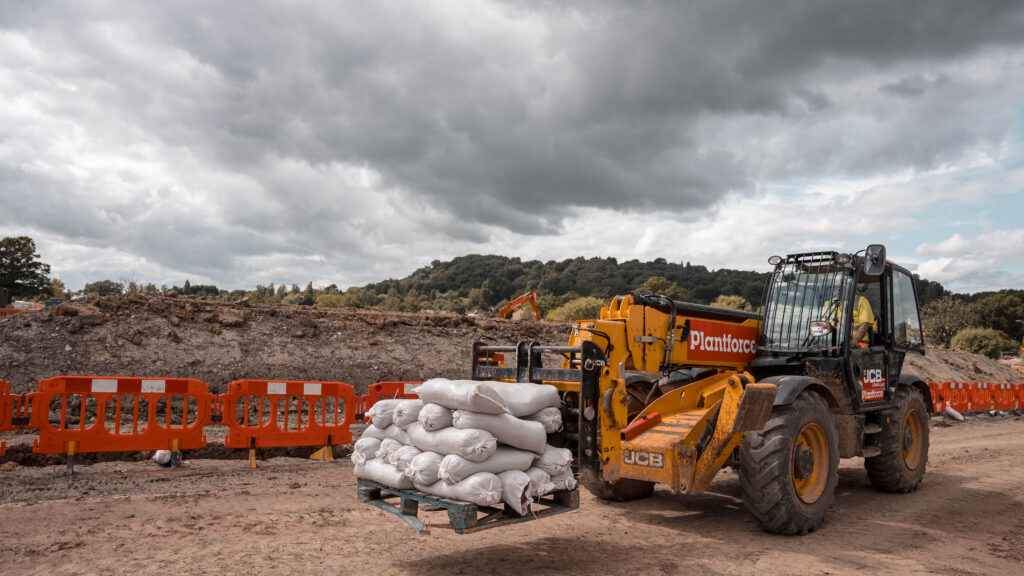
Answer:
2, 294, 1024, 575
0, 414, 1020, 576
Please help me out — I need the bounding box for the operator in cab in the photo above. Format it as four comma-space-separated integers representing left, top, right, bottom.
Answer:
825, 284, 875, 348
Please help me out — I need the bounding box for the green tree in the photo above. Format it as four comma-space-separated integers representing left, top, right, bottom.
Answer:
316, 294, 346, 308
546, 297, 606, 322
635, 276, 686, 301
339, 286, 380, 309
950, 328, 1018, 360
921, 297, 972, 347
49, 278, 67, 300
83, 279, 124, 296
0, 236, 51, 299
299, 282, 315, 306
712, 294, 751, 311
969, 291, 1024, 340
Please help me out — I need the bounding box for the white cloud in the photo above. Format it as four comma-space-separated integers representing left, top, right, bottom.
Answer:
2, 1, 1024, 294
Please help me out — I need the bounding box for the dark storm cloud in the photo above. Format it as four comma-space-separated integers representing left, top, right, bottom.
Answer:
2, 0, 1023, 288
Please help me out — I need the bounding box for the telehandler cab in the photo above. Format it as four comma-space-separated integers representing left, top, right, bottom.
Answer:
472, 244, 930, 534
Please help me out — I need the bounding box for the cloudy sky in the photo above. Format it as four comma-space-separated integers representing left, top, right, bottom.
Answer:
1, 1, 1023, 294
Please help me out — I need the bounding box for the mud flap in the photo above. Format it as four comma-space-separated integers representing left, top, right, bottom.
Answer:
731, 382, 778, 433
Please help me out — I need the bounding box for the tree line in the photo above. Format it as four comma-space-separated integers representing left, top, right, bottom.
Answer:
2, 235, 1021, 357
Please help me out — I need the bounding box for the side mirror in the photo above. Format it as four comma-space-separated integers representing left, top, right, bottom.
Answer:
863, 244, 886, 276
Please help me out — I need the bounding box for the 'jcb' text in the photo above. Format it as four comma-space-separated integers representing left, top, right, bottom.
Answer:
623, 449, 664, 468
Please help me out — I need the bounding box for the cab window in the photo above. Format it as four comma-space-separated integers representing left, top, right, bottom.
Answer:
891, 270, 923, 348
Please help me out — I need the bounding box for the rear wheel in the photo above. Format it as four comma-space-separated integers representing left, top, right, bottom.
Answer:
865, 386, 929, 492
579, 468, 655, 501
739, 391, 839, 535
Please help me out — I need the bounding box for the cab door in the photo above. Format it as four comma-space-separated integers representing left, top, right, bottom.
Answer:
847, 275, 889, 408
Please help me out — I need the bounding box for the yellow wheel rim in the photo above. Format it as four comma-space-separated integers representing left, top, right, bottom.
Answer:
903, 409, 924, 470
792, 423, 828, 504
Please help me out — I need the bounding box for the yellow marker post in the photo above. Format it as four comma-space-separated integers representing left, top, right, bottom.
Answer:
171, 438, 180, 468
66, 441, 76, 476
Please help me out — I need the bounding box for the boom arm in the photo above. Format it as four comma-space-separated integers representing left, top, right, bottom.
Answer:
496, 291, 541, 322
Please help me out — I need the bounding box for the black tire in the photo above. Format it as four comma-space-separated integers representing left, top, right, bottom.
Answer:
865, 386, 929, 493
739, 391, 839, 535
580, 468, 655, 501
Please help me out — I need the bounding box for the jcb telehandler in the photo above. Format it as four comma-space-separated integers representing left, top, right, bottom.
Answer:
472, 244, 930, 534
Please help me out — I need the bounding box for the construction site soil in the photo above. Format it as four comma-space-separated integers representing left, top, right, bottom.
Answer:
2, 294, 1023, 574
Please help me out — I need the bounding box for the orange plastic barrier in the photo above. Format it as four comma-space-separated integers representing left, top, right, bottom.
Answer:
971, 382, 992, 411
360, 381, 420, 422
27, 376, 214, 455
946, 381, 968, 413
1015, 383, 1024, 410
0, 380, 16, 456
926, 382, 944, 413
0, 308, 25, 320
993, 383, 1014, 410
221, 380, 357, 448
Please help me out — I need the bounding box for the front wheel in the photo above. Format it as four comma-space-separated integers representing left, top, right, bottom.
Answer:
865, 386, 929, 492
739, 390, 839, 535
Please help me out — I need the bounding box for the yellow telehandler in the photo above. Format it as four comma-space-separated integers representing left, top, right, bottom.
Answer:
471, 244, 931, 534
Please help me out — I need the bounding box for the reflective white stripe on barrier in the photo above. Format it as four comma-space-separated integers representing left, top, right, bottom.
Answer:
142, 380, 166, 393
267, 382, 287, 395
303, 383, 322, 396
404, 383, 419, 395
91, 379, 118, 393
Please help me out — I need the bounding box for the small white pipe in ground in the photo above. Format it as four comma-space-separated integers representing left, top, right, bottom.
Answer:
944, 405, 964, 421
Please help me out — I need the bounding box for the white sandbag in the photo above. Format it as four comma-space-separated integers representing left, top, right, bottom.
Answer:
418, 403, 454, 431
375, 438, 405, 461
438, 447, 536, 484
414, 472, 503, 506
498, 470, 533, 515
524, 406, 563, 433
351, 437, 382, 465
392, 399, 425, 429
152, 450, 173, 466
452, 410, 548, 454
414, 379, 509, 415
406, 422, 497, 462
355, 458, 414, 489
533, 445, 573, 476
405, 451, 444, 485
360, 424, 412, 445
490, 382, 561, 417
549, 469, 578, 491
525, 467, 554, 497
367, 399, 402, 429
389, 444, 423, 472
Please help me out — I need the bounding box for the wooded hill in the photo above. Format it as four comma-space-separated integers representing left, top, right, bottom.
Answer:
359, 254, 951, 314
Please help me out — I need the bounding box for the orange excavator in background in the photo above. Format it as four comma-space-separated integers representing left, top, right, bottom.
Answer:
497, 290, 541, 322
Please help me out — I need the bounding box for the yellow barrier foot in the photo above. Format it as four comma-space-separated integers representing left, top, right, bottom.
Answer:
249, 448, 257, 469
65, 441, 76, 477
309, 446, 335, 461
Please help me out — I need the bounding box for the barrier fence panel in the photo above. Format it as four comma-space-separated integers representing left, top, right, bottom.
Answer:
946, 382, 968, 413
360, 381, 421, 422
926, 382, 944, 413
27, 376, 214, 455
971, 382, 992, 411
1, 380, 15, 456
222, 380, 357, 449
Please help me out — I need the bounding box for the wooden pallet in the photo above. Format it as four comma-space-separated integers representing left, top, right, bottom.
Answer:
356, 478, 579, 534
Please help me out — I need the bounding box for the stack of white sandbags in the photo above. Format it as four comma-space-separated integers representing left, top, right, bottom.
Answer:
353, 379, 576, 514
